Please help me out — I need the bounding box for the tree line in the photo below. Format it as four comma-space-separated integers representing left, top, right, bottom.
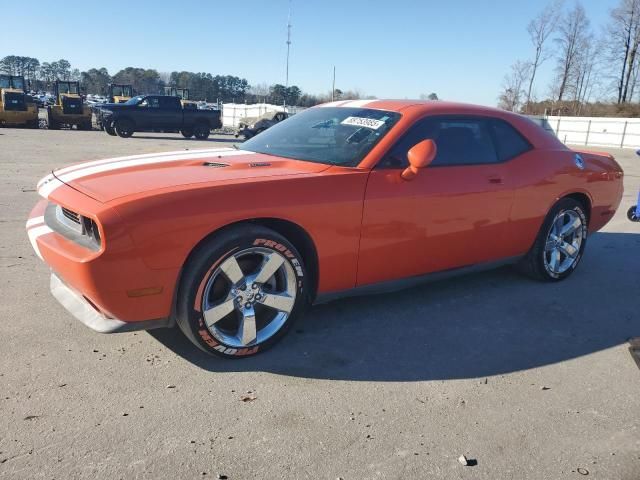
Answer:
500, 0, 640, 117
0, 55, 365, 106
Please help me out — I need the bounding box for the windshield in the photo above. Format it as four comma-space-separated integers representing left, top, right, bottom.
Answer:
112, 85, 132, 96
13, 77, 25, 90
240, 107, 401, 166
57, 82, 78, 94
124, 95, 144, 105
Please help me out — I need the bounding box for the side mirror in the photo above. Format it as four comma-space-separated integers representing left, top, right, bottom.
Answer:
401, 139, 437, 180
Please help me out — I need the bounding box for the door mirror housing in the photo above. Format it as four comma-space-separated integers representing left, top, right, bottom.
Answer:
402, 139, 437, 180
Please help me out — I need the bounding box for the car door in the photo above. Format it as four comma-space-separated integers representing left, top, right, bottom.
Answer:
155, 96, 183, 130
136, 96, 160, 130
356, 116, 515, 287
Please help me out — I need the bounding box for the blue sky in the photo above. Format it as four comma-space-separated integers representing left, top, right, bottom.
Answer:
2, 0, 617, 105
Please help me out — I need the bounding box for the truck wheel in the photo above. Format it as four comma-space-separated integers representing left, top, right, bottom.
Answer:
115, 119, 134, 138
105, 125, 117, 136
181, 129, 194, 138
175, 225, 308, 358
193, 123, 210, 140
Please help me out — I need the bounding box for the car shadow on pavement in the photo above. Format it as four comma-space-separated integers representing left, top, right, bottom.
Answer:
149, 231, 639, 381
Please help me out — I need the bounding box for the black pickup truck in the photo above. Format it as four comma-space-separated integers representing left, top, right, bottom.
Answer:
97, 95, 222, 139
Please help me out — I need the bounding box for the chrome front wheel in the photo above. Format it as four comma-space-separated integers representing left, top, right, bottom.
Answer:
202, 247, 297, 348
175, 225, 307, 358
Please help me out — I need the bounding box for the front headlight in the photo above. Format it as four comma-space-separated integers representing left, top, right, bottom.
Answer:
49, 204, 102, 251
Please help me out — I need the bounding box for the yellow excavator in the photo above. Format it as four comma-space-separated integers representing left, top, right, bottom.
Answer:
47, 80, 92, 130
164, 86, 197, 110
0, 75, 39, 128
108, 83, 133, 103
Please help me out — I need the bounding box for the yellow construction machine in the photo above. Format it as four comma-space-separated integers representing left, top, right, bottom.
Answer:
108, 83, 133, 103
164, 86, 198, 109
0, 75, 39, 128
47, 80, 92, 130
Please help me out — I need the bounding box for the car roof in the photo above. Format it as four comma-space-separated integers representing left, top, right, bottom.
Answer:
316, 99, 507, 116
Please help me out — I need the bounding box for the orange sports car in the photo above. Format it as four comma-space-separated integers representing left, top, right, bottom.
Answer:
27, 100, 624, 358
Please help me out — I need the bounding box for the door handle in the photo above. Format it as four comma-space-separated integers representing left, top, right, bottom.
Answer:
488, 176, 504, 185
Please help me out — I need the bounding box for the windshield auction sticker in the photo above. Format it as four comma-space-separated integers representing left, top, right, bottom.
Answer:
341, 117, 385, 130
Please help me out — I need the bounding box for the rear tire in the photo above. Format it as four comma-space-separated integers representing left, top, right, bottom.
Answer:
115, 119, 134, 138
518, 198, 588, 281
181, 129, 194, 138
193, 123, 210, 140
176, 225, 308, 358
628, 206, 640, 222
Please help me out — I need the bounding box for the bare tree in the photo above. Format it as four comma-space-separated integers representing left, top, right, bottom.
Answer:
606, 0, 640, 103
498, 60, 532, 111
525, 1, 562, 111
552, 3, 591, 101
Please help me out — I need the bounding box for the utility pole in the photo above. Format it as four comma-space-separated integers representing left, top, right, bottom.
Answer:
331, 66, 336, 102
284, 1, 292, 110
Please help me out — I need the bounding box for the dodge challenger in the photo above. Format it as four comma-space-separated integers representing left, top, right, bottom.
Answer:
27, 100, 624, 358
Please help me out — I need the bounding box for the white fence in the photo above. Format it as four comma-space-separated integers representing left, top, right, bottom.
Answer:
221, 103, 306, 128
547, 115, 640, 149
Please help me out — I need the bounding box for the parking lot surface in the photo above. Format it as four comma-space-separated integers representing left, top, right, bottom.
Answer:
1, 128, 639, 479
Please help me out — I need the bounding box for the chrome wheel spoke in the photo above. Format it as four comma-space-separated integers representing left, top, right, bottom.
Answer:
549, 249, 561, 273
238, 306, 257, 345
220, 255, 245, 285
545, 238, 556, 252
202, 246, 296, 349
204, 299, 236, 327
560, 216, 581, 237
559, 241, 578, 258
260, 292, 295, 313
254, 253, 284, 284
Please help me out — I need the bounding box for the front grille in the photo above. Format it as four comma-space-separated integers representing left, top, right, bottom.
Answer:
4, 92, 26, 111
62, 97, 82, 115
61, 207, 81, 224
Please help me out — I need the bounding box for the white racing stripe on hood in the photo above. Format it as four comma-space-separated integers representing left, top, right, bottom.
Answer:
37, 148, 254, 199
53, 147, 237, 177
38, 177, 65, 199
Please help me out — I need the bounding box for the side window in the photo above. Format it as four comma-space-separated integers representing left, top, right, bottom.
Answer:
431, 120, 498, 166
159, 96, 178, 109
490, 120, 532, 161
380, 117, 499, 168
147, 97, 160, 109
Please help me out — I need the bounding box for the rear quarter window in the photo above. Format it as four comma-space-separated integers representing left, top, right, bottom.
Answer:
490, 120, 532, 162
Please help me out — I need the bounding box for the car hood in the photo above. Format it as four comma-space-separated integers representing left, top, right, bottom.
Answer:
50, 147, 332, 203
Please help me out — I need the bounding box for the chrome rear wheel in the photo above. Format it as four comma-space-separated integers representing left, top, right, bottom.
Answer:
543, 209, 585, 276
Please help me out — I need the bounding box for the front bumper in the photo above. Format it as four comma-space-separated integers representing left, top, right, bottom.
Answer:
27, 190, 179, 328
50, 273, 171, 333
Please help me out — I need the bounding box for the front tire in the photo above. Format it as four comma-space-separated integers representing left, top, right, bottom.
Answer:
105, 124, 117, 136
518, 198, 588, 281
628, 205, 639, 222
115, 119, 134, 138
181, 129, 194, 138
176, 225, 308, 358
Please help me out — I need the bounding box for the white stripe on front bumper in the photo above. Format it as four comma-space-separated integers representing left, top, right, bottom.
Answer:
27, 224, 53, 260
